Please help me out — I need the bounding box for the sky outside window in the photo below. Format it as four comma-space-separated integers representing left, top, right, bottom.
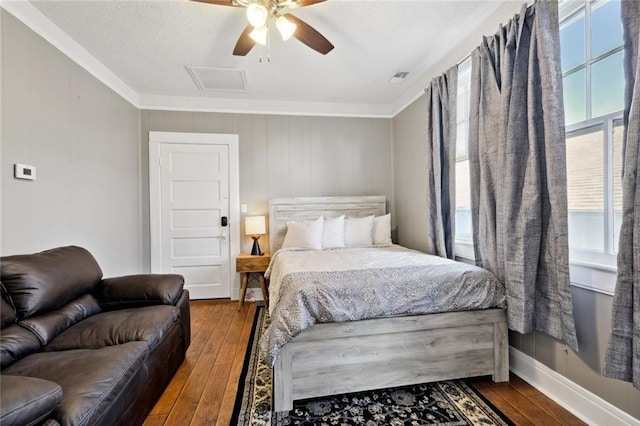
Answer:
560, 11, 585, 73
563, 69, 587, 125
560, 0, 623, 122
591, 0, 623, 58
592, 50, 624, 117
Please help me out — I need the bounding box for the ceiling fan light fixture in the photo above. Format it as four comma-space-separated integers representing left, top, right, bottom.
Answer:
278, 0, 299, 8
196, 0, 333, 56
249, 25, 268, 45
246, 3, 268, 28
275, 15, 297, 41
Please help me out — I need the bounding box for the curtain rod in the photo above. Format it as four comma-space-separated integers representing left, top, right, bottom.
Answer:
418, 1, 534, 98
455, 0, 535, 67
458, 52, 472, 67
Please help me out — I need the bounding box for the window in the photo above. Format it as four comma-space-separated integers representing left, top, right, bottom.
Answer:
454, 58, 474, 260
561, 0, 624, 125
453, 1, 625, 291
560, 0, 624, 293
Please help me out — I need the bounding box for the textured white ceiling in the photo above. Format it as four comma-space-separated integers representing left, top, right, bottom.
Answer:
24, 0, 522, 115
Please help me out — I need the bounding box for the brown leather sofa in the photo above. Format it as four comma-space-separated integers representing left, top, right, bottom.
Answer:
0, 246, 191, 426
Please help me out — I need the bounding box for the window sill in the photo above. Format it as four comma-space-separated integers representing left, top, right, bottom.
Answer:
456, 242, 616, 296
454, 241, 475, 261
569, 262, 616, 296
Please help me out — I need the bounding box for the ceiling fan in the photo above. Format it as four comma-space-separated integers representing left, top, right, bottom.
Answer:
193, 0, 334, 56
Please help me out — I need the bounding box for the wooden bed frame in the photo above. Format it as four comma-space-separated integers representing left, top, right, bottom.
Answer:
268, 196, 509, 411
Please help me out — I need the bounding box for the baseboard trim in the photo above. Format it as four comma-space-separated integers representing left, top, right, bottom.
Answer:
509, 347, 638, 425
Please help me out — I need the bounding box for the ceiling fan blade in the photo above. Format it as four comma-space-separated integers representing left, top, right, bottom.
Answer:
284, 13, 334, 55
297, 0, 328, 7
190, 0, 236, 5
233, 25, 256, 56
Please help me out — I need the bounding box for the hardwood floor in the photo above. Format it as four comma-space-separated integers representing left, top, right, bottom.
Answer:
145, 301, 585, 426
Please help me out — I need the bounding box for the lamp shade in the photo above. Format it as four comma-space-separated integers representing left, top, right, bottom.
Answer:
245, 216, 266, 235
276, 15, 297, 41
246, 3, 268, 28
249, 25, 268, 45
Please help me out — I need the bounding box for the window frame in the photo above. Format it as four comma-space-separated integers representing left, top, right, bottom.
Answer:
560, 0, 623, 295
454, 58, 475, 262
565, 113, 622, 295
560, 0, 625, 125
565, 112, 623, 265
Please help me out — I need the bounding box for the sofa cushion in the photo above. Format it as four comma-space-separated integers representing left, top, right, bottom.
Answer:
18, 295, 102, 346
0, 324, 43, 369
1, 246, 103, 319
95, 274, 184, 309
4, 342, 148, 426
1, 283, 17, 328
0, 375, 62, 426
44, 305, 179, 353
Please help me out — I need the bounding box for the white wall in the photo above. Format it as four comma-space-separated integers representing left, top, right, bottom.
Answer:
1, 10, 141, 276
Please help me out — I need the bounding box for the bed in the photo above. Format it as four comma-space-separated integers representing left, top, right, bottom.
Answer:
262, 196, 509, 411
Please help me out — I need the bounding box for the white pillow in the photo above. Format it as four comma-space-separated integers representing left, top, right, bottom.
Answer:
282, 216, 324, 250
344, 216, 375, 247
373, 214, 392, 246
322, 215, 345, 248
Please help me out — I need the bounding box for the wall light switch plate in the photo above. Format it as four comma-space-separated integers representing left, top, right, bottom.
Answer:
241, 204, 247, 213
14, 164, 36, 180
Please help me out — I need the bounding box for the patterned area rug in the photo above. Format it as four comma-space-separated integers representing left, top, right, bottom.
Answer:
232, 308, 513, 425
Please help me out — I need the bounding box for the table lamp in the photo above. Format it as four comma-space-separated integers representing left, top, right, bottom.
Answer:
245, 215, 266, 256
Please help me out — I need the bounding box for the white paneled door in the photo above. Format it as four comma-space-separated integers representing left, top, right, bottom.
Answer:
149, 132, 240, 300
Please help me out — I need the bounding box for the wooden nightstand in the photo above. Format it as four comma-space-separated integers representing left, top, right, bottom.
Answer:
236, 253, 270, 310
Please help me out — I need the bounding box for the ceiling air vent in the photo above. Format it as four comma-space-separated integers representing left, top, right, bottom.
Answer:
389, 71, 410, 84
186, 66, 248, 92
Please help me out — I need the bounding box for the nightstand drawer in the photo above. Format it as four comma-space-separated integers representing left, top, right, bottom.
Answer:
236, 253, 270, 272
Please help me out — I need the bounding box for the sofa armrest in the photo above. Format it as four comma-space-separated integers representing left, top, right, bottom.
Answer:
0, 375, 62, 426
94, 274, 184, 310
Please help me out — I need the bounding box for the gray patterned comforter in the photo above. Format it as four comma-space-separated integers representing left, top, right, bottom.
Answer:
259, 245, 506, 366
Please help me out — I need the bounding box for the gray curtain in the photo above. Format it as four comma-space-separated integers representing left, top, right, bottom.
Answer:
424, 67, 457, 259
604, 0, 640, 389
468, 1, 578, 351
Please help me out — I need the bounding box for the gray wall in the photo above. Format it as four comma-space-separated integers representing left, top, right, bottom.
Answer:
1, 11, 141, 276
140, 110, 393, 269
392, 94, 640, 419
392, 94, 428, 253
510, 286, 640, 418
0, 8, 393, 279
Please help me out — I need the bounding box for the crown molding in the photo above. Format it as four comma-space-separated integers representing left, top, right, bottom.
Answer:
0, 0, 403, 118
137, 94, 395, 118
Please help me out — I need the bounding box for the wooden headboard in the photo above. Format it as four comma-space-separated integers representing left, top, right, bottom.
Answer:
268, 196, 387, 252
